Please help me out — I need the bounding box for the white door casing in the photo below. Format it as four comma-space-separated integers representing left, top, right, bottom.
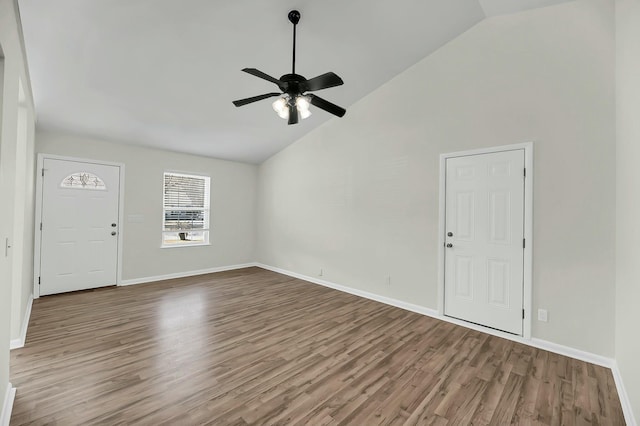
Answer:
444, 149, 525, 335
39, 158, 120, 295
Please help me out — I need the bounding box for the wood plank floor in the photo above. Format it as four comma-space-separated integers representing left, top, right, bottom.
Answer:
11, 267, 625, 425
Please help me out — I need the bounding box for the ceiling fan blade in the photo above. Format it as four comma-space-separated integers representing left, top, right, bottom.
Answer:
308, 94, 346, 117
303, 72, 344, 92
288, 103, 299, 125
232, 93, 282, 107
242, 68, 283, 88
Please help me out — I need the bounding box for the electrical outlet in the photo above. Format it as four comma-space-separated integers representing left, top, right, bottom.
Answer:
538, 309, 548, 322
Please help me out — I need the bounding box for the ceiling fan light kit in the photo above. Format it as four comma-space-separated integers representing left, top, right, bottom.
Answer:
233, 10, 346, 125
272, 95, 312, 120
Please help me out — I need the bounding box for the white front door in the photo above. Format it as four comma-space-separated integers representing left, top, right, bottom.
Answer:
444, 149, 525, 335
39, 158, 120, 296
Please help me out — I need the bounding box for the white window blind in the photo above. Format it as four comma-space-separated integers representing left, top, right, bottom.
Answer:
162, 172, 210, 246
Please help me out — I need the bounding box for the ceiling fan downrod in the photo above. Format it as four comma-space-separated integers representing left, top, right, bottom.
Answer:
288, 10, 300, 75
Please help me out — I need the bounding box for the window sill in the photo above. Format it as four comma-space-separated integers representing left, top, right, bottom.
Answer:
160, 242, 211, 249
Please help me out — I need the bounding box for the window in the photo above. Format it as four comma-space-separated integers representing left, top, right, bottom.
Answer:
60, 172, 106, 190
162, 172, 210, 247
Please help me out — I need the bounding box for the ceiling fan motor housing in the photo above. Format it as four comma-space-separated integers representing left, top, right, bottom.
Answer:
279, 74, 306, 95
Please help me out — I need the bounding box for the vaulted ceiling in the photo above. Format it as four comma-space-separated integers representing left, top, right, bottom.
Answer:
18, 0, 572, 163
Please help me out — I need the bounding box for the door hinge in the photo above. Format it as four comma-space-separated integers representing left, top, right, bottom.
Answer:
38, 277, 41, 285
523, 168, 526, 178
522, 309, 525, 319
40, 222, 42, 231
42, 168, 45, 177
523, 238, 525, 248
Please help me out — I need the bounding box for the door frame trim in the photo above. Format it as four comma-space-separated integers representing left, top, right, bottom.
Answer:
33, 153, 125, 298
437, 142, 533, 339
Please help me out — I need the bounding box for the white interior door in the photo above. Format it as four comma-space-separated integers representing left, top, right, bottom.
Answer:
40, 158, 120, 296
444, 149, 525, 335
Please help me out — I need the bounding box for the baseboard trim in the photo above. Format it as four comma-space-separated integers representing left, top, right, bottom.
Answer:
611, 362, 637, 426
255, 263, 439, 318
255, 264, 615, 370
119, 263, 257, 286
10, 294, 33, 350
528, 338, 613, 368
0, 383, 16, 426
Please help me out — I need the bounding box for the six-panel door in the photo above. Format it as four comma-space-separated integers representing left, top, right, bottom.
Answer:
444, 149, 525, 335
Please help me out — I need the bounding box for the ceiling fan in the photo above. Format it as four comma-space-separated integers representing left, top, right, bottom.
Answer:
232, 10, 346, 125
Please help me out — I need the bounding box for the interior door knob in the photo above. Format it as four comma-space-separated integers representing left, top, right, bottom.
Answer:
447, 232, 453, 237
111, 223, 117, 227
111, 231, 117, 236
446, 243, 453, 248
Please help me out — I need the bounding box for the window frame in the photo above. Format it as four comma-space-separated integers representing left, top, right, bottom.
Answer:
161, 171, 211, 248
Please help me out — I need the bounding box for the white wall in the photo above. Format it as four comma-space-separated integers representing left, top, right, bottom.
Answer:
36, 131, 258, 282
615, 0, 640, 420
0, 52, 9, 421
258, 0, 616, 356
18, 104, 35, 338
10, 91, 35, 341
10, 103, 26, 340
0, 0, 37, 417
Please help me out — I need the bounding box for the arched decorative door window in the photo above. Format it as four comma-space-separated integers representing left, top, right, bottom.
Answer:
60, 172, 106, 190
